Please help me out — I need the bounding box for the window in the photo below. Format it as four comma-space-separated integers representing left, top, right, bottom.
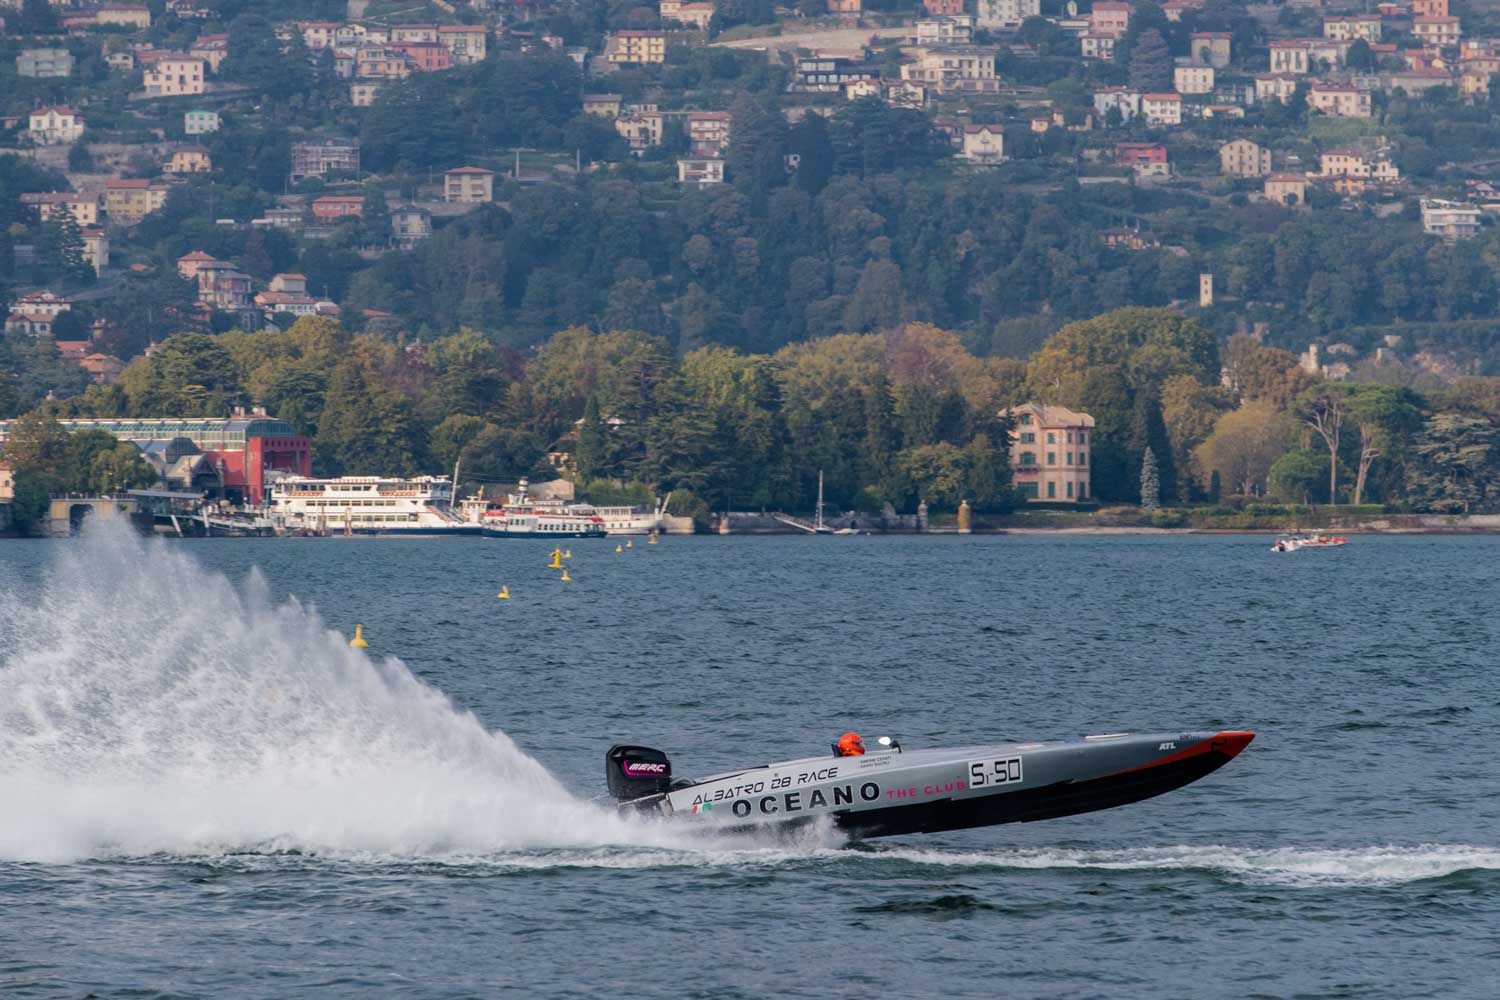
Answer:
1066, 452, 1073, 466
1066, 432, 1073, 444
1079, 432, 1087, 445
1017, 482, 1038, 499
1047, 481, 1056, 498
1021, 432, 1035, 443
1047, 432, 1055, 444
1047, 452, 1056, 465
1067, 482, 1074, 498
1020, 452, 1036, 466
1078, 451, 1086, 466
1080, 482, 1088, 499
1019, 414, 1032, 425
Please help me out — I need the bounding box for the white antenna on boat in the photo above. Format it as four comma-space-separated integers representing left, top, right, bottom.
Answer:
816, 469, 825, 532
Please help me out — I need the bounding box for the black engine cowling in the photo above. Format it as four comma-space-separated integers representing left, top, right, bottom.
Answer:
606, 745, 673, 802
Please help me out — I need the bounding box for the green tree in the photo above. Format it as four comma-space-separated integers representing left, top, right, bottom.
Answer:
360, 73, 468, 171
897, 442, 967, 511
36, 212, 88, 282
64, 428, 124, 492
8, 471, 55, 535
1128, 29, 1173, 93
428, 414, 487, 470
1160, 374, 1232, 502
1191, 402, 1291, 497
19, 0, 60, 34
89, 444, 156, 495
962, 433, 1011, 512
726, 92, 787, 201
1140, 446, 1160, 510
2, 410, 70, 474
221, 14, 311, 105
843, 258, 905, 333
1404, 413, 1500, 513
314, 357, 421, 475
1346, 38, 1375, 72
119, 335, 245, 415
575, 393, 606, 481
68, 144, 96, 173
1268, 448, 1329, 504
1347, 384, 1421, 505
789, 111, 834, 196
1298, 384, 1350, 505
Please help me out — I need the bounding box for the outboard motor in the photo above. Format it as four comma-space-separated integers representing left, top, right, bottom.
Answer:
606, 745, 673, 803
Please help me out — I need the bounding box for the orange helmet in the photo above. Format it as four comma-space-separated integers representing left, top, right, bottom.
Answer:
837, 732, 865, 757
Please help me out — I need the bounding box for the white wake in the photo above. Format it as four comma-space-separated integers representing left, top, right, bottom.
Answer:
864, 844, 1500, 886
0, 522, 709, 863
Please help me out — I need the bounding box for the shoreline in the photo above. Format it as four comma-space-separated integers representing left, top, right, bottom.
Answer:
5, 524, 1500, 539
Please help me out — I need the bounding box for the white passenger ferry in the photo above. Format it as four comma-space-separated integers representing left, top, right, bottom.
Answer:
268, 475, 479, 535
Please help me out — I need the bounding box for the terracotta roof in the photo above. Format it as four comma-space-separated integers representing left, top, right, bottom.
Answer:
1002, 403, 1097, 428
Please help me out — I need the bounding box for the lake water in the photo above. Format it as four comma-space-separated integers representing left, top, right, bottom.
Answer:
1, 526, 1497, 999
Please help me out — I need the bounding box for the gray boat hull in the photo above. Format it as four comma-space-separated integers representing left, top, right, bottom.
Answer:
621, 730, 1255, 838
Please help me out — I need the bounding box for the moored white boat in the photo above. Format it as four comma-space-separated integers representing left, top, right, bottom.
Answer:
459, 479, 607, 538
268, 475, 478, 535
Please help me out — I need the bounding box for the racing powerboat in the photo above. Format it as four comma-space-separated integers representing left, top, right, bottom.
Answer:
606, 729, 1255, 839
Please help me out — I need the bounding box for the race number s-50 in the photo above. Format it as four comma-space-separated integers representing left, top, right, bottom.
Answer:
968, 756, 1023, 788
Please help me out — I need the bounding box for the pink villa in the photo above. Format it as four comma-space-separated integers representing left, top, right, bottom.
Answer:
1002, 403, 1095, 502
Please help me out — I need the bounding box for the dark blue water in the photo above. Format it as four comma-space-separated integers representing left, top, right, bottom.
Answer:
1, 528, 1497, 998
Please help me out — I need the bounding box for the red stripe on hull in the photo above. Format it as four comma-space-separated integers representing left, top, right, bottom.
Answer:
1107, 730, 1256, 778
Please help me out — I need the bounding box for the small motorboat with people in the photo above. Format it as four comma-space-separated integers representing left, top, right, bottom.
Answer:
1271, 531, 1348, 553
606, 728, 1254, 839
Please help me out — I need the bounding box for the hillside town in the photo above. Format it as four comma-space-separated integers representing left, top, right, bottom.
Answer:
5, 0, 1500, 532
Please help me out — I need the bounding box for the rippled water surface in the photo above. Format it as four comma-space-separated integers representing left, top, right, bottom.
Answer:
1, 528, 1498, 998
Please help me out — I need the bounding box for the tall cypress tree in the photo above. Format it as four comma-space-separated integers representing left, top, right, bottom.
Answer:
862, 369, 896, 490
575, 392, 606, 481
1128, 29, 1173, 93
1140, 447, 1161, 510
789, 112, 833, 196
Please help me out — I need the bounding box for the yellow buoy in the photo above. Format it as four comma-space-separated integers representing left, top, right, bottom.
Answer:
648, 533, 657, 545
560, 569, 572, 581
615, 544, 623, 553
547, 547, 563, 569
497, 585, 510, 599
563, 549, 572, 559
626, 540, 633, 549
349, 624, 368, 649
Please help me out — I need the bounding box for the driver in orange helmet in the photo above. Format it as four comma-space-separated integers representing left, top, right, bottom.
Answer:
835, 732, 865, 757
